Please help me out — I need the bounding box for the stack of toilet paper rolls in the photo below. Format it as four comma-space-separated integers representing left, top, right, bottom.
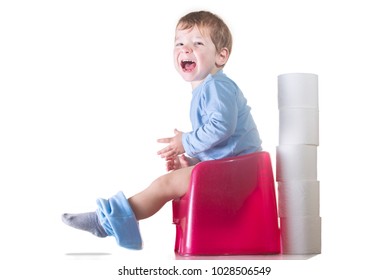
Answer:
276, 73, 321, 254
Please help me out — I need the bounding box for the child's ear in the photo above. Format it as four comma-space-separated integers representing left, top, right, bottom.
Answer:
216, 48, 229, 67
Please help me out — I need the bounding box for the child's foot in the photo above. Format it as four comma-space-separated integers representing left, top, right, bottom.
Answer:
62, 212, 108, 238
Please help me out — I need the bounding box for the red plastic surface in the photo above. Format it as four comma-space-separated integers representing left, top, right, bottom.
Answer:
172, 151, 281, 256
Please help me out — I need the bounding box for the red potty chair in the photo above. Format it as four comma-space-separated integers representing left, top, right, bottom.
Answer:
172, 151, 280, 256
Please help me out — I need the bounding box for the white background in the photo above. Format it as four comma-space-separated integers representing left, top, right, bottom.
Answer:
1, 0, 388, 279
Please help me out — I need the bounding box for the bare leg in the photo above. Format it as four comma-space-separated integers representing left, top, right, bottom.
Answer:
62, 165, 194, 247
129, 166, 194, 220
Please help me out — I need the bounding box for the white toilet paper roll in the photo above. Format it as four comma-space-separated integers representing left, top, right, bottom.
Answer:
279, 108, 319, 145
280, 216, 321, 254
276, 145, 317, 181
278, 73, 318, 109
278, 181, 320, 217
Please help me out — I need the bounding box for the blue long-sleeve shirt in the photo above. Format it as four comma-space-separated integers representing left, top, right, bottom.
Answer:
182, 70, 262, 161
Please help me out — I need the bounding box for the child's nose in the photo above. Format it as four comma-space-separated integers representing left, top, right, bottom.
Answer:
181, 45, 192, 54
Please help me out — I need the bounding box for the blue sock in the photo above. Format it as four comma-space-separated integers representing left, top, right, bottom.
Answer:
96, 191, 143, 250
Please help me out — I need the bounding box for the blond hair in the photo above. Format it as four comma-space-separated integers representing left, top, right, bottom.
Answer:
176, 11, 233, 55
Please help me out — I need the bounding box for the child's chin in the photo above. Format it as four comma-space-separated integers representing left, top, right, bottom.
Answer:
180, 73, 194, 81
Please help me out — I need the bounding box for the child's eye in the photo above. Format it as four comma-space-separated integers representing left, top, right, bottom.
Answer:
194, 42, 204, 46
175, 42, 183, 47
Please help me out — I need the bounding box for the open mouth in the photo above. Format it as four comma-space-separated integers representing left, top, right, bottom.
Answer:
181, 60, 196, 72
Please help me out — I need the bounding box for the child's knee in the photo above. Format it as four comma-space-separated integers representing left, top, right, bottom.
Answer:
155, 170, 190, 199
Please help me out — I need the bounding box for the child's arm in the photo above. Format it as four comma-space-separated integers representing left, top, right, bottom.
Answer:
183, 84, 238, 158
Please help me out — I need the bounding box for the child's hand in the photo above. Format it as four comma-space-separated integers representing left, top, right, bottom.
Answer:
157, 129, 185, 159
166, 154, 199, 172
166, 157, 179, 172
166, 155, 186, 171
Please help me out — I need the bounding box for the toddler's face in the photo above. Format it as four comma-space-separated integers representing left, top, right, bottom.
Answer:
174, 25, 221, 89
